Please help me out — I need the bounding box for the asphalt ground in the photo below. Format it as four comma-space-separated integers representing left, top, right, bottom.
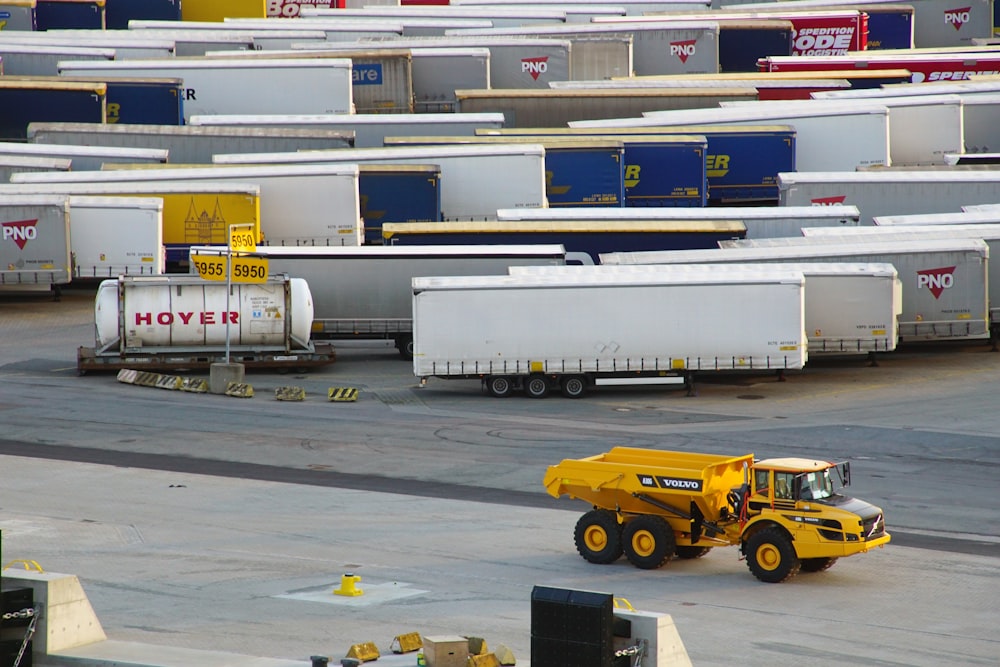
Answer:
1, 285, 998, 667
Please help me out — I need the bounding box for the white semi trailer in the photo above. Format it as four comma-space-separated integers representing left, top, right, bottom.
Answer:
188, 244, 567, 358
412, 269, 808, 398
509, 262, 902, 355
602, 238, 990, 342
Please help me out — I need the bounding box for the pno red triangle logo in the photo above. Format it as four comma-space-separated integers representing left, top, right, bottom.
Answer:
1, 219, 38, 250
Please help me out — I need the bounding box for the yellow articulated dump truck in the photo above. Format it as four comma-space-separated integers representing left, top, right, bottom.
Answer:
543, 447, 890, 583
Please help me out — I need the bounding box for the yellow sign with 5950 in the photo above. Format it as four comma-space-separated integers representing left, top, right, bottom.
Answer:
191, 254, 269, 284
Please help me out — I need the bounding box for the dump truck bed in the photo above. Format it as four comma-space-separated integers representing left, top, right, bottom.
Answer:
543, 447, 754, 520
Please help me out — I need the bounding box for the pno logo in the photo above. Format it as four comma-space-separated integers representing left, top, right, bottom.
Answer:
811, 195, 847, 206
669, 40, 697, 63
521, 57, 549, 80
944, 6, 971, 29
1, 219, 38, 250
917, 265, 956, 299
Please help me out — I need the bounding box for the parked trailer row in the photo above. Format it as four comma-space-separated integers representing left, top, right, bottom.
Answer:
188, 244, 568, 358
412, 269, 808, 397
509, 262, 903, 354
382, 219, 747, 265
602, 238, 991, 342
77, 275, 336, 374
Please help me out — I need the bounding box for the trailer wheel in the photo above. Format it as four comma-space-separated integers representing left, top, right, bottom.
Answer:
560, 375, 587, 399
486, 375, 514, 398
524, 374, 549, 399
622, 516, 675, 570
745, 527, 800, 583
395, 335, 414, 360
674, 546, 712, 559
800, 557, 838, 573
574, 510, 622, 564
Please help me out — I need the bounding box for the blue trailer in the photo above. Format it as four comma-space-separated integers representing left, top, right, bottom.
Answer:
0, 1, 38, 30
104, 0, 179, 29
382, 219, 747, 265
481, 127, 779, 205
0, 79, 105, 141
863, 4, 915, 50
383, 136, 627, 208
35, 0, 104, 29
719, 20, 794, 72
59, 76, 183, 125
360, 164, 442, 245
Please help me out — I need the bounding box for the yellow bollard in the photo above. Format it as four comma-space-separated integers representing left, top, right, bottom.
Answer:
334, 572, 364, 597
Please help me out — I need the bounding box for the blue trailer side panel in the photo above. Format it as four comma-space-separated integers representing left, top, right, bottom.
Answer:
0, 86, 104, 140
623, 139, 707, 208
384, 225, 747, 265
105, 0, 180, 30
865, 6, 915, 50
703, 129, 795, 204
545, 146, 624, 208
105, 80, 184, 125
719, 24, 794, 73
360, 168, 442, 245
35, 0, 105, 29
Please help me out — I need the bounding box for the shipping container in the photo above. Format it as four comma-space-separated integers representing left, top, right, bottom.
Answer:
574, 103, 888, 172
187, 243, 567, 357
0, 79, 104, 141
732, 1, 914, 50
482, 124, 795, 204
455, 88, 759, 127
496, 204, 862, 239
57, 57, 355, 121
0, 194, 72, 290
778, 170, 1000, 224
212, 144, 546, 220
602, 238, 991, 341
448, 20, 720, 76
188, 112, 504, 149
412, 269, 807, 397
11, 163, 363, 249
35, 0, 104, 30
28, 122, 353, 164
0, 0, 38, 31
383, 219, 746, 264
509, 261, 903, 354
359, 164, 441, 244
0, 154, 70, 182
66, 195, 164, 278
0, 180, 261, 268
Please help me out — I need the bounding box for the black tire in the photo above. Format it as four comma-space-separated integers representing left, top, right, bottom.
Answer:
622, 515, 675, 570
560, 374, 587, 398
674, 546, 712, 559
574, 510, 622, 564
524, 373, 549, 399
745, 527, 800, 583
800, 557, 838, 573
396, 336, 414, 360
486, 375, 514, 398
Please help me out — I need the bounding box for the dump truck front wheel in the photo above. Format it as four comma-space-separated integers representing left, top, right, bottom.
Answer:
800, 557, 838, 573
574, 510, 622, 564
623, 516, 675, 569
745, 527, 800, 583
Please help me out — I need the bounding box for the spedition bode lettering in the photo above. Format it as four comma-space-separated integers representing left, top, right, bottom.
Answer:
134, 311, 239, 326
793, 27, 855, 55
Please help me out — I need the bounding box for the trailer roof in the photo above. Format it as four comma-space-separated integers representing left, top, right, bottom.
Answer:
412, 270, 805, 290
188, 112, 506, 126
10, 163, 360, 184
496, 205, 861, 220
383, 220, 746, 234
0, 181, 261, 196
777, 170, 1000, 184
188, 244, 567, 260
211, 144, 546, 165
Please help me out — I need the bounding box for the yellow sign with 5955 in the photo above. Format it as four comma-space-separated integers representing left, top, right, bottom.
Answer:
191, 254, 269, 283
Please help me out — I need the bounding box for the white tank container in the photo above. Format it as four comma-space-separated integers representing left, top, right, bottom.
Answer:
94, 276, 314, 352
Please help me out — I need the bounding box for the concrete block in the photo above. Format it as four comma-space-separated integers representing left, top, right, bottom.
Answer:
613, 608, 692, 667
209, 362, 245, 395
1, 570, 106, 653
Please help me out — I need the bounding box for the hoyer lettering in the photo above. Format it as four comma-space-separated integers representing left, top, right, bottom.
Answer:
135, 311, 238, 325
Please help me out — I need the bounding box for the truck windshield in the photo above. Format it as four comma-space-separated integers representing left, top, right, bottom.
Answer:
799, 470, 835, 501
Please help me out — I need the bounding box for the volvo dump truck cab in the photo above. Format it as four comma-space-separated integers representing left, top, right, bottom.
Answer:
544, 447, 890, 583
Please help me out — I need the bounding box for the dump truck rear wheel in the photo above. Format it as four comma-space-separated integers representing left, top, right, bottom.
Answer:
675, 546, 712, 559
746, 527, 800, 583
524, 374, 549, 399
623, 516, 675, 570
486, 375, 514, 398
560, 375, 587, 398
800, 557, 838, 573
574, 510, 622, 564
